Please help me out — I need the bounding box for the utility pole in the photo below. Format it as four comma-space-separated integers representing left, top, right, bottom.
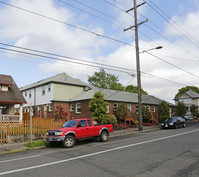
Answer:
124, 0, 147, 131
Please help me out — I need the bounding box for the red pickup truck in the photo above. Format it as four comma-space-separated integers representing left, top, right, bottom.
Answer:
46, 118, 113, 148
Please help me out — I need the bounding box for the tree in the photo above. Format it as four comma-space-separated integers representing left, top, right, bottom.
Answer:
142, 106, 152, 122
114, 104, 127, 123
176, 102, 187, 117
190, 105, 199, 118
158, 101, 170, 123
125, 85, 148, 95
88, 69, 125, 91
175, 86, 199, 98
89, 91, 108, 124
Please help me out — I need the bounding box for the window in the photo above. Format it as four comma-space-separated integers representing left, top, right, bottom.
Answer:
76, 103, 81, 114
136, 104, 138, 112
0, 85, 2, 90
29, 90, 32, 98
186, 99, 191, 103
106, 104, 109, 113
87, 120, 92, 126
147, 105, 150, 111
127, 104, 131, 111
42, 86, 46, 95
49, 104, 53, 112
27, 107, 30, 113
44, 105, 47, 111
77, 120, 87, 127
70, 104, 74, 112
25, 91, 27, 97
152, 106, 155, 112
48, 84, 51, 92
180, 99, 184, 103
37, 106, 41, 112
114, 103, 118, 111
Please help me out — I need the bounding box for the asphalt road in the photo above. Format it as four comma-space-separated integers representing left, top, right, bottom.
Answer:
0, 123, 199, 177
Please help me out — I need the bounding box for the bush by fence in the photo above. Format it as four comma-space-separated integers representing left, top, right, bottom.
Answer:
0, 118, 66, 143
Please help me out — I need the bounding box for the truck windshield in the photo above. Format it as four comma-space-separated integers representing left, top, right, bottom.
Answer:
63, 120, 78, 128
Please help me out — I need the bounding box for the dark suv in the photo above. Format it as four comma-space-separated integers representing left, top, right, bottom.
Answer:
161, 117, 186, 129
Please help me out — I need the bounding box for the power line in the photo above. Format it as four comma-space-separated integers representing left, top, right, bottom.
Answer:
0, 43, 188, 86
0, 46, 135, 75
0, 1, 134, 48
147, 0, 199, 49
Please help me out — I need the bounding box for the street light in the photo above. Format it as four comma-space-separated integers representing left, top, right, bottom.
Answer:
137, 46, 163, 131
140, 46, 163, 53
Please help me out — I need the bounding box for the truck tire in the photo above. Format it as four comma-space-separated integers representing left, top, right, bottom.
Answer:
63, 135, 76, 148
100, 131, 108, 142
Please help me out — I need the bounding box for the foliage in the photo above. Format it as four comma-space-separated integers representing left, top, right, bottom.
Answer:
114, 104, 127, 123
89, 91, 108, 124
190, 105, 199, 118
104, 115, 117, 124
175, 86, 199, 98
176, 102, 187, 117
142, 106, 152, 120
125, 85, 148, 95
88, 69, 124, 91
54, 105, 68, 121
158, 101, 170, 123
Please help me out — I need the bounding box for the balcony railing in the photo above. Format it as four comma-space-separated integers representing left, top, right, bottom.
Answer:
0, 114, 19, 122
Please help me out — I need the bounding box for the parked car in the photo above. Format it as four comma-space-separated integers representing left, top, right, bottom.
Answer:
46, 118, 113, 148
161, 117, 186, 129
184, 116, 194, 121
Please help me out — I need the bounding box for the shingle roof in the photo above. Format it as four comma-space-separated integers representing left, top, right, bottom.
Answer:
185, 90, 199, 98
71, 87, 175, 106
0, 74, 26, 104
20, 72, 89, 91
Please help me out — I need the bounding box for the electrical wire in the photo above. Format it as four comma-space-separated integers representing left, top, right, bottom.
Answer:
0, 1, 134, 48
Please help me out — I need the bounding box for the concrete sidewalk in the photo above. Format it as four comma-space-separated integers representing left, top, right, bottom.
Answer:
0, 125, 160, 154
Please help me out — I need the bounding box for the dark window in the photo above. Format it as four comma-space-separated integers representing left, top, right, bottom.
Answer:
78, 120, 87, 127
87, 120, 92, 126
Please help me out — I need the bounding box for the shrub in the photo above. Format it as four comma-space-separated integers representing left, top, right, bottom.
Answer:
54, 105, 68, 121
104, 115, 117, 124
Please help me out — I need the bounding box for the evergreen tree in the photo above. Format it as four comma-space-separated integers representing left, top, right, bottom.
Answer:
89, 91, 108, 124
176, 102, 187, 117
158, 101, 170, 123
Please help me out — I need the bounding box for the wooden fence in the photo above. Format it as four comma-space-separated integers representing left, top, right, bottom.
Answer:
0, 118, 66, 143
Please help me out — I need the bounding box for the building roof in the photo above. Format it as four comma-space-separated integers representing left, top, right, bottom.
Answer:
185, 90, 199, 98
20, 72, 89, 91
71, 87, 175, 106
0, 74, 14, 85
0, 74, 26, 104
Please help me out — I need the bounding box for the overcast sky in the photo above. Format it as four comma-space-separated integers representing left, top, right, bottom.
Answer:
1, 0, 199, 103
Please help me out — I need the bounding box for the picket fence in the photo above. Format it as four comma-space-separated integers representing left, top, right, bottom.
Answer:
0, 118, 66, 143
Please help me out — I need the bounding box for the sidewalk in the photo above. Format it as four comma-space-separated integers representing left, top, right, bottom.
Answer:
0, 125, 160, 154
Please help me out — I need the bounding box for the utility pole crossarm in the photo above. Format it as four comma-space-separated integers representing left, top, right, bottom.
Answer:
124, 19, 148, 31
125, 1, 146, 13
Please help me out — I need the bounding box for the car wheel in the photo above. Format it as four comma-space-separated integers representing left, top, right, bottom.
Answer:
183, 123, 186, 128
63, 135, 76, 148
175, 124, 178, 129
100, 131, 108, 142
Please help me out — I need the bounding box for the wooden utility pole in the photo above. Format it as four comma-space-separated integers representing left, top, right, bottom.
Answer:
124, 0, 147, 131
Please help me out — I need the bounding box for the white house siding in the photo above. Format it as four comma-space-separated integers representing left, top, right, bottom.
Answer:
22, 83, 53, 107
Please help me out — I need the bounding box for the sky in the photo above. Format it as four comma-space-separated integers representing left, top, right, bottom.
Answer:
1, 0, 199, 104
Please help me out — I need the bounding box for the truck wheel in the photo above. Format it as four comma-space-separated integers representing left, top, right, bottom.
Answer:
63, 135, 76, 148
100, 131, 108, 142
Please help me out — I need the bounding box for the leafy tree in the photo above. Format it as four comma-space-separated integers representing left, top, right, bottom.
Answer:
89, 91, 108, 124
175, 86, 199, 98
190, 105, 199, 118
114, 104, 127, 123
175, 102, 187, 117
125, 85, 148, 95
142, 106, 152, 122
158, 101, 170, 123
88, 69, 125, 91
